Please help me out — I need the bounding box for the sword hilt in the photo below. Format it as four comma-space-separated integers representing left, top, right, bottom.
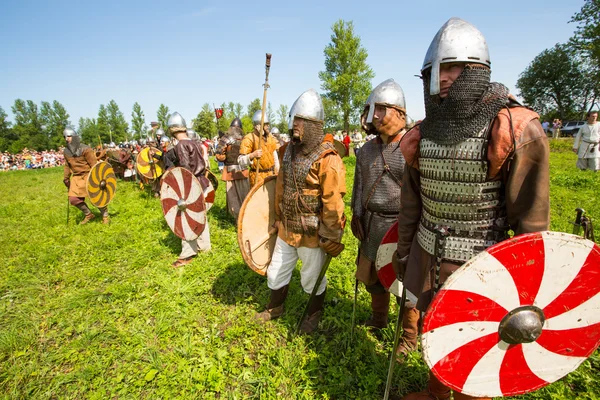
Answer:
573, 208, 585, 235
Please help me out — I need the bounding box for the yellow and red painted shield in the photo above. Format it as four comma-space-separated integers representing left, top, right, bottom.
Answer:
136, 146, 164, 179
160, 167, 206, 241
86, 161, 117, 208
422, 231, 600, 398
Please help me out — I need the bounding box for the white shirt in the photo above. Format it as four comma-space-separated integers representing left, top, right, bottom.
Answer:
574, 122, 600, 159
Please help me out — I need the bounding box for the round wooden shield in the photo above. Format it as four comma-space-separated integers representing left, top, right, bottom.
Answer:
160, 167, 206, 241
422, 231, 600, 398
136, 146, 164, 179
206, 169, 219, 191
375, 221, 404, 297
333, 139, 347, 157
86, 161, 117, 208
237, 175, 277, 275
204, 180, 215, 211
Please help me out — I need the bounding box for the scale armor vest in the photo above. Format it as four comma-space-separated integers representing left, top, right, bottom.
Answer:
281, 142, 334, 235
417, 124, 508, 263
356, 138, 405, 261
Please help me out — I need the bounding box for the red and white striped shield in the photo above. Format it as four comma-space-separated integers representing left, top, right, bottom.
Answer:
375, 221, 403, 297
160, 167, 206, 241
422, 231, 600, 398
204, 180, 215, 211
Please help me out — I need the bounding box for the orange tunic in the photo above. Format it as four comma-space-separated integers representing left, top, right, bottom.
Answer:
63, 147, 97, 198
239, 132, 279, 186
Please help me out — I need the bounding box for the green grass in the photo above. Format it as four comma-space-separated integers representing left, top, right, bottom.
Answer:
0, 141, 599, 399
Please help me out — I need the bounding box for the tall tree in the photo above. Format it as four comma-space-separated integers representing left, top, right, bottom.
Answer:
570, 0, 600, 70
11, 99, 45, 152
321, 96, 342, 131
276, 104, 289, 134
246, 98, 262, 119
234, 103, 244, 119
192, 103, 216, 137
131, 102, 145, 140
106, 100, 129, 143
79, 117, 100, 147
157, 104, 170, 132
97, 104, 110, 144
516, 43, 588, 120
40, 100, 70, 149
319, 19, 374, 131
0, 106, 16, 152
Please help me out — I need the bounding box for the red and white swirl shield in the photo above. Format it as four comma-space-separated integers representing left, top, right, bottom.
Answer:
375, 221, 404, 297
160, 167, 206, 241
203, 181, 215, 211
422, 231, 600, 398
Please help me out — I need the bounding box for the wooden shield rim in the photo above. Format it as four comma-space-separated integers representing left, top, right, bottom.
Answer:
206, 169, 219, 191
86, 161, 117, 207
237, 174, 277, 276
333, 139, 347, 157
160, 167, 206, 240
136, 146, 164, 179
422, 231, 600, 398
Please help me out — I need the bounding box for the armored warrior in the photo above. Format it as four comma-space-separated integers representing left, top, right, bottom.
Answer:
573, 110, 600, 171
256, 89, 347, 334
238, 110, 279, 186
62, 127, 110, 224
215, 117, 250, 220
394, 18, 550, 400
168, 112, 212, 267
351, 79, 419, 357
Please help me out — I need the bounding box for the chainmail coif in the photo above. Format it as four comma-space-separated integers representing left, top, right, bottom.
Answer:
292, 118, 325, 155
64, 136, 88, 158
420, 66, 509, 145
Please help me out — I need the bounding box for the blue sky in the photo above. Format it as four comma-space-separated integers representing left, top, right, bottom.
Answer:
0, 0, 582, 127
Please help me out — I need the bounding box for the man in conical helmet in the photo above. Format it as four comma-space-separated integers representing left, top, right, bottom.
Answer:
62, 126, 110, 224
215, 117, 250, 220
238, 110, 279, 186
351, 79, 420, 357
395, 18, 549, 400
167, 112, 212, 267
255, 89, 347, 334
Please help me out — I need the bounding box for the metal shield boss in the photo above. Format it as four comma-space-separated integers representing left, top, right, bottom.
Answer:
160, 167, 206, 241
422, 231, 600, 398
237, 175, 277, 275
86, 161, 117, 208
136, 146, 164, 179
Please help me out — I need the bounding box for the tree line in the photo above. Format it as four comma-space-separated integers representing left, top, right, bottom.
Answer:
516, 0, 600, 121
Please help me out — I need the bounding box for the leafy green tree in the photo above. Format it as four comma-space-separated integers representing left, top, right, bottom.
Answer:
106, 100, 129, 143
516, 43, 588, 120
11, 99, 45, 152
570, 0, 600, 70
234, 103, 244, 119
276, 104, 289, 134
319, 19, 374, 131
157, 104, 170, 132
40, 100, 70, 150
322, 95, 342, 131
131, 102, 145, 140
192, 103, 216, 137
246, 98, 262, 119
216, 102, 231, 134
97, 104, 110, 144
0, 106, 16, 152
79, 117, 100, 147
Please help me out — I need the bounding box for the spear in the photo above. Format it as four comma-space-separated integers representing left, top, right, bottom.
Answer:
255, 53, 272, 185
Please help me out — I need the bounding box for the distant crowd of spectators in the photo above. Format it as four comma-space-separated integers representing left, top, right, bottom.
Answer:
1, 148, 65, 171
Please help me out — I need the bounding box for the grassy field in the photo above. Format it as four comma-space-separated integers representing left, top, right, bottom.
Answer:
1, 138, 599, 399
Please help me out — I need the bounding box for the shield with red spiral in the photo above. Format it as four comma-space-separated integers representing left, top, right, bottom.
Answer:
375, 221, 404, 297
160, 167, 206, 240
422, 231, 600, 398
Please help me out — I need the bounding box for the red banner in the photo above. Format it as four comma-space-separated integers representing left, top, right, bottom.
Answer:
214, 108, 224, 120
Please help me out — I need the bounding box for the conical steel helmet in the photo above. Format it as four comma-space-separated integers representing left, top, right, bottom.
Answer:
271, 127, 280, 135
230, 117, 243, 128
288, 89, 325, 130
422, 17, 490, 96
63, 126, 79, 138
167, 112, 186, 129
365, 79, 406, 124
252, 110, 269, 125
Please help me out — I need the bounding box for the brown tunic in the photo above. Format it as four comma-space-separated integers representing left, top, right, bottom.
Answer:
63, 147, 97, 198
397, 107, 550, 311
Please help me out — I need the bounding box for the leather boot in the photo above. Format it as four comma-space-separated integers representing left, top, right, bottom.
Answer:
299, 290, 326, 334
255, 285, 289, 323
453, 392, 491, 400
401, 371, 450, 400
76, 202, 95, 225
396, 306, 420, 360
364, 292, 390, 330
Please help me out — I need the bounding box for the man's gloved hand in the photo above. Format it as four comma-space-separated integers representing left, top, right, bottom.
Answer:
391, 251, 409, 281
63, 178, 70, 189
319, 238, 345, 257
350, 214, 365, 241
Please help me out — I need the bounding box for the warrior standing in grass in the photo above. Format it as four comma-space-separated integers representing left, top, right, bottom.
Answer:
256, 89, 346, 334
238, 110, 279, 186
168, 112, 212, 267
395, 18, 549, 400
351, 79, 419, 358
62, 127, 110, 224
